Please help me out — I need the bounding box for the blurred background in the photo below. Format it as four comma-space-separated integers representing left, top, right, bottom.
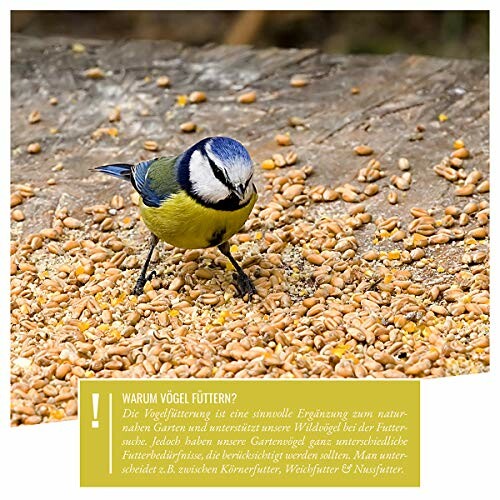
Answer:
12, 11, 488, 59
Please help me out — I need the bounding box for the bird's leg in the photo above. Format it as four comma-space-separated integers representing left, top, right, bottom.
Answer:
218, 241, 256, 299
133, 234, 159, 295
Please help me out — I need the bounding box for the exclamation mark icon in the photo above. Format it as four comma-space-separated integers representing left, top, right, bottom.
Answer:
92, 393, 99, 428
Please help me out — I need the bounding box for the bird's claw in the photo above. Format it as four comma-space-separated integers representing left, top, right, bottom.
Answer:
133, 276, 147, 296
133, 271, 158, 295
234, 272, 256, 300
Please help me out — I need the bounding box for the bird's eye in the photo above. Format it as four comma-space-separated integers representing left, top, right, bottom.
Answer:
206, 154, 236, 191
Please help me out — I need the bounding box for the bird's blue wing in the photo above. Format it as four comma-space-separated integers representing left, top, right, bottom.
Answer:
130, 159, 154, 196
131, 157, 180, 208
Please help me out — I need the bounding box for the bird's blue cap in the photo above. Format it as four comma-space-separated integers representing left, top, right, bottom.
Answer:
202, 136, 251, 164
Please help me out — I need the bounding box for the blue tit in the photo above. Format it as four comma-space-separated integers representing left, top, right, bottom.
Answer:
95, 136, 258, 298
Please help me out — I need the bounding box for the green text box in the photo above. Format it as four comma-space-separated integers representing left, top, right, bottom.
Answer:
80, 380, 419, 487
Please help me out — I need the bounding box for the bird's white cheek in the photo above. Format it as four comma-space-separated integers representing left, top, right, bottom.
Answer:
189, 151, 230, 203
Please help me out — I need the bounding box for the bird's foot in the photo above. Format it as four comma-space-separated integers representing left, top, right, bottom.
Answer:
133, 271, 158, 295
233, 272, 256, 301
133, 276, 147, 296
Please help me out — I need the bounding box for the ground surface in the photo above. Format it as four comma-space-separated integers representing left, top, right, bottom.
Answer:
11, 35, 489, 425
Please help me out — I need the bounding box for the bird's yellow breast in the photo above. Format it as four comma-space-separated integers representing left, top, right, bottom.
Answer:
139, 191, 257, 249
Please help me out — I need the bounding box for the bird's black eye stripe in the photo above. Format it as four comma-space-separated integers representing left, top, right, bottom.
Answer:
244, 177, 252, 190
206, 154, 232, 189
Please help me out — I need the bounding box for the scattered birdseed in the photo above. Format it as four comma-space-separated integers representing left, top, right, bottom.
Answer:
237, 91, 257, 104
261, 159, 276, 170
156, 75, 171, 88
143, 140, 159, 151
452, 147, 470, 159
354, 145, 373, 156
290, 75, 309, 87
176, 94, 188, 107
84, 67, 105, 79
275, 134, 293, 146
71, 42, 86, 53
108, 107, 121, 122
288, 116, 305, 127
27, 143, 41, 154
12, 209, 25, 222
180, 122, 197, 133
11, 193, 23, 208
387, 191, 398, 205
189, 91, 207, 104
92, 127, 118, 140
28, 111, 41, 124
398, 157, 410, 171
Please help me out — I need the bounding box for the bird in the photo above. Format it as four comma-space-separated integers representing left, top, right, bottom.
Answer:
95, 136, 258, 298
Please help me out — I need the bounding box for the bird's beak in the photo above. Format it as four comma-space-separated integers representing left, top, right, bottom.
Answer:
234, 185, 245, 200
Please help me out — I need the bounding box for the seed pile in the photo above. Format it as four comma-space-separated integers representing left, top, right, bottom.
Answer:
11, 133, 489, 425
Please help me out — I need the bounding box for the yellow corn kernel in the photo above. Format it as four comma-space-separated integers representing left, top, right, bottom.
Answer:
111, 329, 121, 340
388, 250, 400, 260
77, 321, 90, 332
403, 321, 417, 333
332, 344, 349, 358
176, 94, 188, 106
261, 159, 276, 170
50, 409, 65, 420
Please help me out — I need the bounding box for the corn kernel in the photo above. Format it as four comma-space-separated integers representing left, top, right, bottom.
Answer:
403, 321, 417, 333
111, 329, 121, 340
77, 321, 90, 332
261, 159, 276, 170
332, 344, 349, 357
50, 409, 65, 420
176, 94, 188, 106
388, 250, 400, 260
383, 274, 394, 284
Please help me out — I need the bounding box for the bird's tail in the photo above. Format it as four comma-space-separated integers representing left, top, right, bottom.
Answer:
94, 163, 133, 181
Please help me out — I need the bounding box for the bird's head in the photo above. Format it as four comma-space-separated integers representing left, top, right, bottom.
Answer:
179, 136, 255, 209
